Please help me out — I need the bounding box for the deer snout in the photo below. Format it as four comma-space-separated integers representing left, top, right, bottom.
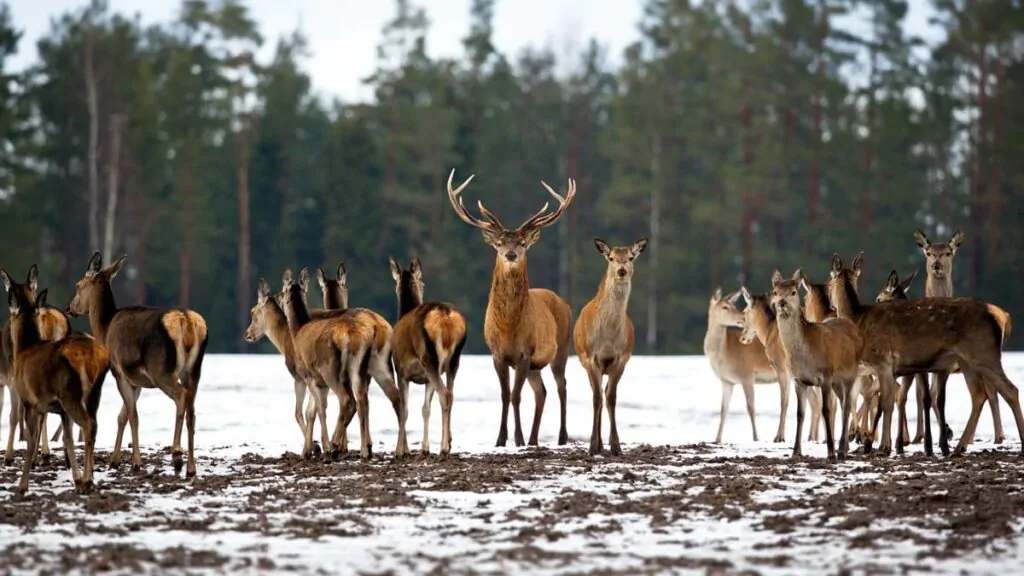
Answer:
504, 250, 518, 263
931, 261, 943, 271
616, 267, 627, 278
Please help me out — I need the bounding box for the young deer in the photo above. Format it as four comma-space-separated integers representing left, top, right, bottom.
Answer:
827, 252, 1023, 457
770, 269, 864, 460
278, 268, 407, 459
706, 288, 785, 444
317, 262, 348, 309
913, 229, 1005, 446
2, 266, 71, 464
389, 256, 467, 458
8, 287, 109, 495
445, 169, 574, 448
67, 252, 208, 477
574, 238, 647, 455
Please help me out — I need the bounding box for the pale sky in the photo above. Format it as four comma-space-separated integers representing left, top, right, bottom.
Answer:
8, 0, 942, 104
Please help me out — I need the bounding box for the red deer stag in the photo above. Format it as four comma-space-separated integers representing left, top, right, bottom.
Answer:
67, 252, 208, 477
913, 229, 1005, 446
770, 270, 864, 460
389, 256, 467, 458
8, 287, 109, 495
574, 238, 647, 455
705, 288, 787, 444
445, 169, 575, 448
2, 266, 71, 464
278, 268, 407, 459
827, 253, 1022, 457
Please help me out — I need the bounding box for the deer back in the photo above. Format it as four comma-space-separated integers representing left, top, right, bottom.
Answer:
104, 306, 207, 378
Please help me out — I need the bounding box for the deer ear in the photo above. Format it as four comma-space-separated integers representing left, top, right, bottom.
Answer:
593, 238, 611, 257
336, 262, 347, 287
0, 269, 10, 293
799, 277, 810, 293
792, 268, 803, 282
86, 251, 103, 277
410, 256, 423, 280
316, 266, 329, 290
36, 289, 47, 309
740, 286, 752, 305
282, 268, 294, 288
851, 252, 864, 276
105, 255, 127, 280
771, 269, 783, 287
8, 290, 19, 316
901, 269, 918, 292
711, 286, 723, 303
631, 238, 648, 257
885, 270, 899, 289
26, 264, 38, 293
257, 278, 270, 303
830, 254, 843, 278
389, 257, 402, 282
521, 227, 541, 249
914, 229, 930, 250
298, 267, 310, 292
949, 229, 964, 254
725, 290, 741, 305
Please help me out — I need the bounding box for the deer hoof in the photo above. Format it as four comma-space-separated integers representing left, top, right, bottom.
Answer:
40, 453, 51, 465
311, 441, 322, 457
14, 485, 28, 498
108, 459, 121, 471
773, 435, 785, 443
609, 444, 622, 457
76, 480, 94, 494
172, 455, 184, 475
130, 463, 142, 475
185, 468, 196, 480
995, 435, 1006, 445
558, 432, 569, 446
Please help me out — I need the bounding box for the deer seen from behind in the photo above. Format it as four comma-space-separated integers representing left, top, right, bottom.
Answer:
317, 263, 348, 310
913, 229, 1005, 446
574, 238, 647, 455
2, 266, 71, 465
67, 252, 209, 478
389, 256, 467, 458
827, 252, 1023, 457
7, 287, 109, 496
445, 169, 575, 448
770, 269, 864, 460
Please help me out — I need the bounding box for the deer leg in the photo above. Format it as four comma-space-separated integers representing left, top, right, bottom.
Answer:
957, 365, 1023, 457
81, 410, 97, 492
740, 380, 758, 442
952, 369, 990, 457
525, 370, 547, 447
583, 361, 603, 455
839, 380, 857, 459
822, 384, 837, 462
934, 371, 951, 456
59, 411, 81, 487
38, 416, 51, 465
509, 366, 530, 447
807, 386, 821, 443
440, 361, 459, 458
493, 357, 511, 448
911, 373, 927, 443
112, 376, 143, 473
306, 379, 331, 458
792, 382, 809, 459
420, 378, 433, 456
920, 372, 934, 457
980, 377, 1005, 444
301, 386, 322, 456
896, 375, 911, 455
293, 376, 309, 440
774, 372, 789, 443
874, 368, 896, 456
367, 353, 406, 459
605, 361, 627, 457
4, 386, 21, 465
714, 381, 735, 444
16, 406, 41, 496
551, 356, 569, 446
349, 363, 372, 461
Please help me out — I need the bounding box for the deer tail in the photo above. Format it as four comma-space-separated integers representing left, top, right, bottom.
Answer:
985, 304, 1012, 348
424, 305, 466, 372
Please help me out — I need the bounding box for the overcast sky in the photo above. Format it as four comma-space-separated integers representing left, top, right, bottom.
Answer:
8, 0, 942, 103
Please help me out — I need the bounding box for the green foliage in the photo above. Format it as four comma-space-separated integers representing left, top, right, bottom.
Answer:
2, 0, 1023, 353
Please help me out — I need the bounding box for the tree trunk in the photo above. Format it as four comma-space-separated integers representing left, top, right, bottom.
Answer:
969, 46, 987, 294
84, 26, 100, 252
179, 157, 194, 308
102, 114, 124, 265
987, 52, 1003, 267
236, 115, 253, 352
646, 133, 661, 351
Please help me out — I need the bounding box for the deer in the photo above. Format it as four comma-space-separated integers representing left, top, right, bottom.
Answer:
769, 269, 864, 460
826, 252, 1023, 457
67, 252, 208, 478
1, 266, 71, 465
277, 267, 407, 460
795, 270, 841, 442
7, 286, 109, 496
873, 268, 921, 446
574, 238, 647, 455
389, 256, 467, 458
705, 287, 787, 444
317, 262, 348, 310
444, 169, 574, 448
913, 229, 1005, 447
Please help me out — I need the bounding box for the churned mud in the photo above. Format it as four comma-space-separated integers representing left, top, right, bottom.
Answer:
1, 443, 1022, 574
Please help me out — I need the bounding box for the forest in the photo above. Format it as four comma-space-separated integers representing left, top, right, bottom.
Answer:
1, 0, 1022, 354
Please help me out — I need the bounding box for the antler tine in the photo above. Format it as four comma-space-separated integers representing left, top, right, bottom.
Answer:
476, 200, 508, 230
445, 169, 495, 230
519, 178, 577, 231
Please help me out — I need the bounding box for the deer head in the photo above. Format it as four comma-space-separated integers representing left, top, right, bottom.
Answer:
390, 256, 424, 304
738, 286, 768, 345
914, 229, 963, 281
1, 264, 40, 305
279, 267, 310, 311
708, 286, 744, 329
875, 269, 918, 303
445, 169, 577, 271
594, 238, 648, 283
769, 269, 804, 319
68, 251, 126, 317
243, 278, 275, 343
317, 262, 348, 309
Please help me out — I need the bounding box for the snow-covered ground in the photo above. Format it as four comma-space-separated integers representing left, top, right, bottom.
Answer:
1, 353, 1022, 575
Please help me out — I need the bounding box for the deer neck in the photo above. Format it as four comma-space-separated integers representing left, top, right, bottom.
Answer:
283, 296, 312, 336
803, 284, 831, 322
775, 311, 813, 362
88, 283, 119, 343
397, 282, 422, 320
924, 275, 953, 298
595, 274, 630, 325
753, 307, 776, 345
262, 300, 294, 355
487, 255, 531, 329
10, 311, 43, 359
830, 277, 867, 321
323, 287, 347, 310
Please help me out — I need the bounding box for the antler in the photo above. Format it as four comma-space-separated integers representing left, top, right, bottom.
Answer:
445, 169, 506, 231
517, 178, 577, 232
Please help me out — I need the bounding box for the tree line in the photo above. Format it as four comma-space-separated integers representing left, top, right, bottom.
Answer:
1, 0, 1022, 354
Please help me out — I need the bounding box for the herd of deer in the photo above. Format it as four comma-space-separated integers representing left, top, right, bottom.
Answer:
1, 172, 1020, 498
706, 229, 1022, 461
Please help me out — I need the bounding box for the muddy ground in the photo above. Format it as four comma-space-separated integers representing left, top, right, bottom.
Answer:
1, 443, 1022, 575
